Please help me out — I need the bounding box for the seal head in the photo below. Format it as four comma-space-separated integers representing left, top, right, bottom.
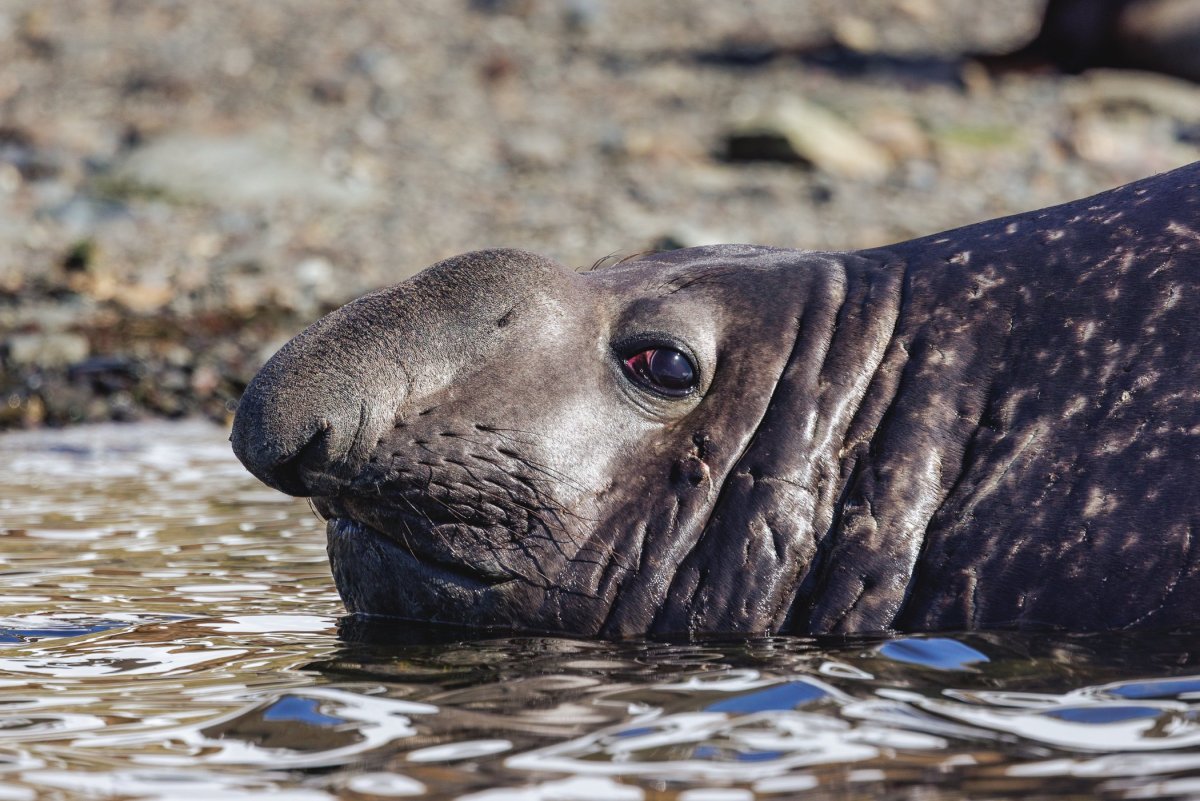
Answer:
233, 245, 890, 636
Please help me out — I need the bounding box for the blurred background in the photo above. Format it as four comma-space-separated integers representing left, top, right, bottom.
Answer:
1, 0, 1198, 428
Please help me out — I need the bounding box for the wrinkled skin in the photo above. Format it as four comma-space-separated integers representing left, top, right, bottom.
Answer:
233, 162, 1200, 637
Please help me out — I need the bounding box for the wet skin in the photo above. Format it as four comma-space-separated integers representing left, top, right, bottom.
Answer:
233, 162, 1200, 637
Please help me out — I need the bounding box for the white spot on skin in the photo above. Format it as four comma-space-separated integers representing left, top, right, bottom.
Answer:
1168, 220, 1200, 242
1076, 321, 1096, 343
1005, 222, 1020, 235
1045, 229, 1066, 242
1064, 395, 1088, 417
1083, 487, 1116, 519
1150, 258, 1175, 277
1132, 371, 1159, 393
968, 272, 1005, 299
1164, 284, 1183, 309
928, 347, 956, 366
998, 388, 1031, 424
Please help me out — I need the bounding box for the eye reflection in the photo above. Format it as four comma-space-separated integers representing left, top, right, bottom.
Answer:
622, 347, 697, 397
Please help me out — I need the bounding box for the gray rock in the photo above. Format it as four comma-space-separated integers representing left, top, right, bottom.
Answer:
291, 256, 345, 314
0, 301, 95, 334
6, 333, 90, 368
40, 195, 131, 237
651, 224, 727, 251
503, 130, 570, 170
563, 0, 605, 32
725, 96, 895, 182
1066, 69, 1200, 123
113, 132, 378, 209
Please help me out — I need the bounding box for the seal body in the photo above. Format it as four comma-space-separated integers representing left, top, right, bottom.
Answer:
984, 0, 1200, 83
233, 162, 1200, 636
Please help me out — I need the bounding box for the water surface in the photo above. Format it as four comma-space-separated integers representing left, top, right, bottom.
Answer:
4, 422, 1200, 800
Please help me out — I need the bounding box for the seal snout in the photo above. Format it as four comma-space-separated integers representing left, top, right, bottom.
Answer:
231, 377, 385, 497
232, 248, 570, 501
244, 416, 346, 497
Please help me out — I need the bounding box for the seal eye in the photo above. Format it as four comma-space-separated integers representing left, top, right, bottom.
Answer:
622, 347, 697, 397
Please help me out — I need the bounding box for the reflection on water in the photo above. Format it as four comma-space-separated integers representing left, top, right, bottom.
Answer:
6, 424, 1200, 798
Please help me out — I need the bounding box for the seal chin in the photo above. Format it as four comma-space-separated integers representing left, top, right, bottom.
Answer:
325, 516, 515, 625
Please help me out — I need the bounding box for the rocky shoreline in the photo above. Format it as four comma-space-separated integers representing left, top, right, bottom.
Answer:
2, 0, 1199, 428
0, 296, 311, 427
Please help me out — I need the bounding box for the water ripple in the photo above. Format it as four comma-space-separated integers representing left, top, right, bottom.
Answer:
7, 423, 1200, 798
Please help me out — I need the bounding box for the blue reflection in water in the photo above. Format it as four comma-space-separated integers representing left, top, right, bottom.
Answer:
878, 638, 989, 670
737, 750, 787, 762
1041, 706, 1165, 724
1106, 677, 1200, 700
613, 726, 655, 739
0, 620, 132, 644
693, 745, 787, 762
706, 680, 828, 713
262, 696, 346, 727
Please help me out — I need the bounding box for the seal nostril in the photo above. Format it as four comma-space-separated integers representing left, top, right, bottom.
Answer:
267, 425, 332, 496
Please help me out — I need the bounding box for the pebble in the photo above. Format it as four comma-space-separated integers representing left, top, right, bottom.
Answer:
563, 0, 605, 32
1066, 69, 1200, 123
651, 224, 727, 251
502, 130, 570, 171
724, 96, 895, 182
861, 108, 931, 161
114, 133, 378, 209
5, 332, 89, 368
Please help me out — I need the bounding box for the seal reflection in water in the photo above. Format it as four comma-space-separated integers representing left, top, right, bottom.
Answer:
233, 162, 1200, 637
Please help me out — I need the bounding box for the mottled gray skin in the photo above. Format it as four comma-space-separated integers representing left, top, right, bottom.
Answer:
232, 162, 1200, 637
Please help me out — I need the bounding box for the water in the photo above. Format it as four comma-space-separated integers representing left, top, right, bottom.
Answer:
4, 423, 1200, 800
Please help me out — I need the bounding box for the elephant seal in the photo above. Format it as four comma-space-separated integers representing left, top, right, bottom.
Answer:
982, 0, 1200, 83
233, 161, 1200, 637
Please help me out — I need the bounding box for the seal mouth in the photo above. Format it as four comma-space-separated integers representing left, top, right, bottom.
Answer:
325, 515, 517, 588
325, 516, 516, 627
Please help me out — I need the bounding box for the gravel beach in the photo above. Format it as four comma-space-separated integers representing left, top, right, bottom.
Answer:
2, 0, 1198, 427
